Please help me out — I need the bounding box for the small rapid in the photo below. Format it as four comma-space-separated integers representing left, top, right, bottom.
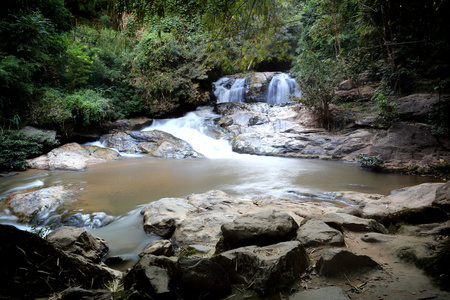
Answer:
142, 107, 239, 159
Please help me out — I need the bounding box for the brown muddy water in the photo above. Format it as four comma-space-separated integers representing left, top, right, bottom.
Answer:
0, 154, 442, 268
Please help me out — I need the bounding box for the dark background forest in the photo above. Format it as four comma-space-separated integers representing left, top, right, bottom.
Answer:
1, 0, 449, 171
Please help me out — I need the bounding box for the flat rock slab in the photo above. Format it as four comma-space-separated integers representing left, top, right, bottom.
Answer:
322, 212, 387, 233
27, 142, 120, 171
290, 287, 349, 300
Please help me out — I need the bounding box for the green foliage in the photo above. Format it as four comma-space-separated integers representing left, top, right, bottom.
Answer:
0, 130, 58, 171
30, 222, 51, 239
428, 101, 450, 137
371, 92, 400, 126
357, 154, 384, 170
292, 48, 344, 129
130, 31, 210, 116
66, 89, 115, 126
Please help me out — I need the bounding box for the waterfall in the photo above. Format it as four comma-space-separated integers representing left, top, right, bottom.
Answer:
213, 77, 247, 103
266, 73, 301, 105
142, 107, 239, 159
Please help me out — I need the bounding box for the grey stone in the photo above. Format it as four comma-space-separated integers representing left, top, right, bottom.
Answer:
290, 287, 349, 300
296, 218, 344, 247
221, 209, 299, 249
212, 241, 309, 296
434, 181, 450, 213
140, 239, 174, 257
322, 212, 387, 233
361, 232, 397, 243
316, 249, 380, 276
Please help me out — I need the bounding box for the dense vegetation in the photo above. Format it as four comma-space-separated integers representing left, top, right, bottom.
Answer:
1, 0, 449, 171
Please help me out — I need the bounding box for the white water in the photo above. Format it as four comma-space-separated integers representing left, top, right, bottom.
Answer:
142, 106, 240, 159
266, 73, 301, 104
213, 77, 247, 103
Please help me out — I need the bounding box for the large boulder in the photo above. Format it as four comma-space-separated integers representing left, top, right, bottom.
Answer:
434, 181, 450, 213
47, 226, 109, 263
296, 218, 344, 247
395, 93, 446, 122
0, 225, 118, 299
27, 142, 120, 171
101, 130, 203, 158
220, 209, 299, 249
212, 241, 309, 296
316, 248, 380, 276
109, 117, 153, 132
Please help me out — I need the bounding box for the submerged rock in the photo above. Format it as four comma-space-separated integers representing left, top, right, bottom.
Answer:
27, 142, 119, 171
102, 130, 203, 158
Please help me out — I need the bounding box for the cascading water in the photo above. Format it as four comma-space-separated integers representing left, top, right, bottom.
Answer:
266, 73, 301, 105
213, 77, 247, 103
142, 107, 239, 159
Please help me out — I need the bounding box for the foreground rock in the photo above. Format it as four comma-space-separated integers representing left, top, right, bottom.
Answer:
2, 185, 77, 224
140, 190, 339, 247
296, 218, 344, 247
0, 225, 119, 299
316, 248, 380, 276
27, 142, 120, 171
101, 130, 203, 158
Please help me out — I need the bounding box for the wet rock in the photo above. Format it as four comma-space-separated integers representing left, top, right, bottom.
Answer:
177, 256, 230, 297
0, 224, 117, 299
290, 286, 349, 300
316, 248, 380, 276
47, 226, 109, 263
27, 142, 120, 171
102, 130, 203, 158
212, 241, 309, 296
62, 211, 115, 228
109, 118, 153, 132
3, 185, 76, 223
297, 218, 344, 247
123, 254, 179, 298
140, 239, 174, 257
221, 209, 299, 249
322, 212, 387, 233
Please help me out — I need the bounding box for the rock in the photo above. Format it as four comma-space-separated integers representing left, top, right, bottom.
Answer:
123, 254, 179, 298
109, 117, 153, 132
322, 212, 387, 233
296, 218, 344, 247
3, 185, 76, 223
365, 122, 450, 170
361, 232, 397, 243
140, 239, 174, 257
316, 249, 380, 276
47, 226, 109, 263
362, 183, 448, 224
20, 125, 57, 140
221, 209, 299, 249
290, 287, 349, 300
141, 190, 338, 247
62, 211, 115, 228
395, 94, 445, 122
177, 256, 230, 297
0, 224, 117, 299
212, 241, 309, 296
27, 142, 120, 171
101, 130, 203, 158
335, 84, 377, 101
434, 181, 450, 213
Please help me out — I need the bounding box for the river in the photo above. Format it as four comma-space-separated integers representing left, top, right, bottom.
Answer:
0, 106, 442, 269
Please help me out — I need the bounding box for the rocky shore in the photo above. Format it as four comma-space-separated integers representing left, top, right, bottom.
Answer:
1, 89, 450, 298
1, 181, 449, 299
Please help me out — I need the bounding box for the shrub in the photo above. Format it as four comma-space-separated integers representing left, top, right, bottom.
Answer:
0, 130, 58, 171
357, 154, 384, 170
371, 92, 400, 126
